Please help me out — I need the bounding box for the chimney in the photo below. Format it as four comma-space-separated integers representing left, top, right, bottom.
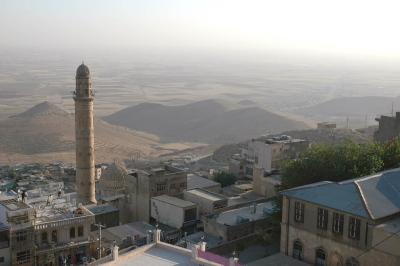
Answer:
111, 243, 119, 261
153, 229, 161, 243
200, 241, 206, 252
191, 244, 199, 259
229, 257, 239, 266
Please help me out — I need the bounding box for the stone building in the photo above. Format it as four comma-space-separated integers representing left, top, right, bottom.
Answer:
374, 112, 400, 143
280, 168, 400, 266
230, 135, 309, 179
0, 199, 35, 266
32, 200, 94, 265
252, 167, 281, 198
0, 196, 95, 266
126, 164, 187, 223
0, 223, 10, 266
203, 201, 274, 241
73, 63, 96, 204
151, 195, 197, 232
98, 163, 187, 223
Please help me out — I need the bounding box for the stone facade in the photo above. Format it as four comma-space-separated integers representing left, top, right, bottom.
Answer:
280, 196, 400, 266
74, 63, 96, 204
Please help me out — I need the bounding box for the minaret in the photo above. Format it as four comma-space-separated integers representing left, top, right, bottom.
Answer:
74, 62, 96, 204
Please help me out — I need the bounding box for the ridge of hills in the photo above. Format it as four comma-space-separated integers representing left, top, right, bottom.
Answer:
0, 102, 201, 164
104, 99, 309, 144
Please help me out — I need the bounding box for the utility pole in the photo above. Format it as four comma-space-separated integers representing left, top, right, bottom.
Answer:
93, 223, 106, 259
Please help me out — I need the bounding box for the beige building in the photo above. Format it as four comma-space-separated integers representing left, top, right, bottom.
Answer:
204, 201, 274, 241
98, 163, 187, 223
0, 196, 95, 266
230, 135, 309, 179
280, 168, 400, 266
252, 167, 281, 198
0, 199, 35, 266
183, 189, 227, 216
32, 200, 94, 265
151, 195, 197, 230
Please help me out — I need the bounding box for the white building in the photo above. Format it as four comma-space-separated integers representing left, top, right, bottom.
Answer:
230, 135, 309, 179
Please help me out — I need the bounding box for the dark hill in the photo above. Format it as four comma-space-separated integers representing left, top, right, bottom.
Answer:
104, 100, 309, 144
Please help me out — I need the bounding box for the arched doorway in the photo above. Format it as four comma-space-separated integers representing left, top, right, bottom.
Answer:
292, 240, 303, 261
315, 247, 327, 266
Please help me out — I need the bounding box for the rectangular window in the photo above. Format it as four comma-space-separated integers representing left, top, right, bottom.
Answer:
78, 226, 84, 237
348, 217, 361, 240
16, 250, 30, 264
184, 208, 197, 222
332, 212, 344, 234
16, 231, 27, 242
179, 182, 186, 188
70, 227, 75, 238
294, 201, 305, 223
156, 183, 166, 192
51, 230, 57, 242
317, 208, 328, 230
41, 231, 48, 244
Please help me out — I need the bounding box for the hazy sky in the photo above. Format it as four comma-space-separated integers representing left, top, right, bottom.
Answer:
1, 0, 400, 57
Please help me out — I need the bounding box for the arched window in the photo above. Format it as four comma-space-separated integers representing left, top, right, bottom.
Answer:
293, 240, 303, 260
315, 248, 327, 266
346, 257, 359, 266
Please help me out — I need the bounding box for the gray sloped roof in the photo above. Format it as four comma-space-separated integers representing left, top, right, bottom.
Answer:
355, 168, 400, 219
187, 174, 220, 190
282, 181, 369, 218
282, 168, 400, 220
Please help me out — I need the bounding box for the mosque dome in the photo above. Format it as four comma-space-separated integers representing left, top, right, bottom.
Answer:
99, 161, 128, 193
76, 63, 90, 79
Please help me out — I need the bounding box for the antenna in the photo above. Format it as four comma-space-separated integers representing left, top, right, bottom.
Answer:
392, 102, 394, 116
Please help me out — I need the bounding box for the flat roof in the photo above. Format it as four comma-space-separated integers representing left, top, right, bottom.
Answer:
217, 201, 274, 226
0, 199, 31, 211
33, 197, 92, 224
248, 253, 310, 266
87, 204, 119, 215
152, 195, 196, 208
105, 244, 197, 266
185, 189, 226, 202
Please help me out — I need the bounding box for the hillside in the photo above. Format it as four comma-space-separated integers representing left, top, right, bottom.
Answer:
297, 96, 400, 117
104, 99, 309, 144
0, 102, 201, 164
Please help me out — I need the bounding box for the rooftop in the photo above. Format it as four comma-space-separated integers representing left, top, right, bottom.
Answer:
86, 203, 119, 215
216, 201, 274, 226
248, 253, 310, 266
255, 134, 307, 145
282, 167, 400, 220
32, 197, 93, 224
152, 195, 196, 209
104, 243, 197, 266
0, 199, 31, 211
185, 189, 226, 202
187, 174, 220, 190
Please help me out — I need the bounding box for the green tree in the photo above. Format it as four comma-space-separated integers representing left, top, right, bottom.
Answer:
213, 172, 236, 187
280, 141, 385, 190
